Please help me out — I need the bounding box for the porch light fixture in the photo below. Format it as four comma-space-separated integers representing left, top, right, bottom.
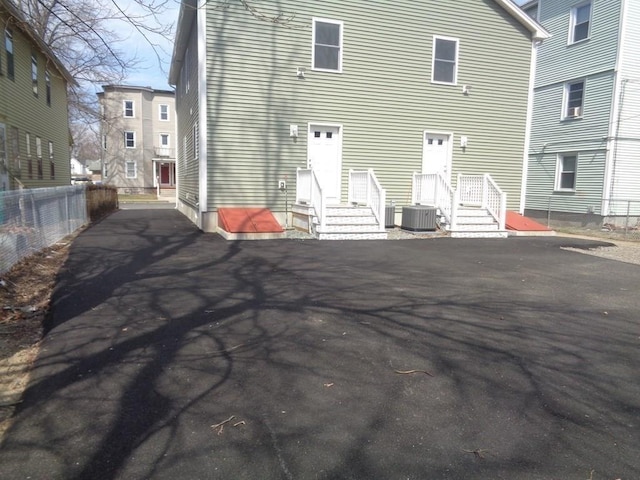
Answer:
289, 125, 299, 137
296, 67, 306, 79
460, 136, 468, 148
462, 85, 472, 95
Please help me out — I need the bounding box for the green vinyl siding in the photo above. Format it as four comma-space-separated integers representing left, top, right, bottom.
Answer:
535, 0, 621, 87
176, 18, 200, 208
0, 8, 70, 188
203, 0, 533, 213
525, 0, 622, 215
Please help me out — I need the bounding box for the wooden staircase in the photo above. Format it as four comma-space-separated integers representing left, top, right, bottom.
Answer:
448, 206, 508, 238
314, 205, 388, 240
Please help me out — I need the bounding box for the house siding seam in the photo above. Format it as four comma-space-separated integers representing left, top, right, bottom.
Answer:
201, 0, 533, 214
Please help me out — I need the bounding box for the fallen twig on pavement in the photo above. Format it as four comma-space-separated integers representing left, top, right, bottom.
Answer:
394, 369, 434, 377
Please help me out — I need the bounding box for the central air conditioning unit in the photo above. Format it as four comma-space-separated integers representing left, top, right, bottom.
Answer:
568, 106, 582, 118
401, 205, 437, 231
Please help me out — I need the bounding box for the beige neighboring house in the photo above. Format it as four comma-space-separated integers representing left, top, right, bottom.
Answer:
0, 0, 76, 191
98, 85, 176, 197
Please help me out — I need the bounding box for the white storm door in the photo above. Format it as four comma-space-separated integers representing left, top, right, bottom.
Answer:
422, 132, 451, 180
308, 125, 342, 204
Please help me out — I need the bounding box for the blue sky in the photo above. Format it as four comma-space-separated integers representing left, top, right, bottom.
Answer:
105, 1, 181, 91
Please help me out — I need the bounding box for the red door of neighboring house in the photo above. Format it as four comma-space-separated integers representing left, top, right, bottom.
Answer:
160, 164, 170, 185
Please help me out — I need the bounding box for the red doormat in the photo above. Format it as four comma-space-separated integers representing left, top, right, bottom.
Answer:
506, 211, 552, 232
218, 208, 284, 233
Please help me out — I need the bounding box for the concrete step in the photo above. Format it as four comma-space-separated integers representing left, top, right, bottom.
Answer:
454, 223, 499, 232
325, 207, 373, 216
450, 230, 508, 238
318, 224, 383, 233
317, 231, 388, 240
325, 215, 378, 225
456, 216, 497, 225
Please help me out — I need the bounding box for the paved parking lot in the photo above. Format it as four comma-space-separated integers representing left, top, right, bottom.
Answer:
1, 209, 638, 480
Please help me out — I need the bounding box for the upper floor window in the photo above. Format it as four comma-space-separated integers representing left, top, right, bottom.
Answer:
5, 29, 14, 81
556, 154, 577, 191
159, 104, 169, 121
564, 80, 584, 119
432, 36, 459, 85
184, 48, 190, 93
26, 132, 33, 179
123, 100, 134, 117
569, 2, 591, 44
124, 131, 136, 148
31, 53, 38, 96
523, 2, 539, 21
312, 19, 342, 72
159, 133, 170, 147
45, 71, 51, 106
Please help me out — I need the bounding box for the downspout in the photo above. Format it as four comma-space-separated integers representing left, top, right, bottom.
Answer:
604, 0, 628, 216
608, 79, 627, 213
197, 1, 208, 226
519, 39, 540, 215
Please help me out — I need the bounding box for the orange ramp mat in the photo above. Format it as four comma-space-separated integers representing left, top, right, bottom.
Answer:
506, 211, 552, 232
218, 208, 284, 233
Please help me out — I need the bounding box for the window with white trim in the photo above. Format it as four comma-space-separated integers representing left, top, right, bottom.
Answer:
125, 161, 137, 178
159, 104, 169, 121
312, 19, 342, 72
564, 80, 584, 119
160, 133, 170, 147
556, 154, 577, 191
36, 136, 43, 179
124, 131, 136, 148
26, 132, 32, 179
569, 2, 591, 44
123, 100, 134, 118
31, 52, 38, 96
193, 122, 199, 159
5, 29, 14, 81
48, 141, 55, 179
432, 36, 458, 85
45, 70, 51, 106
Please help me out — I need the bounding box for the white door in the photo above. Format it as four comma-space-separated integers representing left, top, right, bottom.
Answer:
422, 132, 451, 180
308, 125, 341, 204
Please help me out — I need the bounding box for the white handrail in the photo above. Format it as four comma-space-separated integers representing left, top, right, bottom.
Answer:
349, 169, 386, 232
457, 173, 506, 229
411, 172, 453, 225
296, 167, 326, 231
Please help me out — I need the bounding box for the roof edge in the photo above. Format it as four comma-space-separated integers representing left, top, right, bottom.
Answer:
494, 0, 550, 41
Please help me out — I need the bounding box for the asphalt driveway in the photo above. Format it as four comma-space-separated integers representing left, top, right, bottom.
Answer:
1, 209, 638, 480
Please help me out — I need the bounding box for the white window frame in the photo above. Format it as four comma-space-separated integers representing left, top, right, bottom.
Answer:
125, 161, 137, 179
311, 18, 343, 73
555, 154, 578, 192
124, 131, 136, 148
562, 79, 585, 120
431, 35, 459, 85
159, 133, 170, 147
569, 1, 591, 45
123, 100, 134, 118
159, 104, 169, 121
193, 123, 199, 159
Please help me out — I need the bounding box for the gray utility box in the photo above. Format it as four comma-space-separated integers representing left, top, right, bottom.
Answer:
401, 205, 437, 231
385, 205, 396, 228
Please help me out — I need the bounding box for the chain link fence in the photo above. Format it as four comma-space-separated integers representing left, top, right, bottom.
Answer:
543, 197, 640, 242
0, 186, 88, 274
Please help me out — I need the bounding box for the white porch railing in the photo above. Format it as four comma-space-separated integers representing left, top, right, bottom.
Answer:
296, 167, 326, 231
457, 174, 506, 230
348, 169, 386, 232
411, 172, 454, 225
